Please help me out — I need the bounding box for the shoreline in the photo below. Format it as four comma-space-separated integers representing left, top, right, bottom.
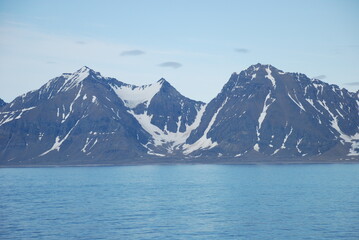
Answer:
1, 159, 359, 168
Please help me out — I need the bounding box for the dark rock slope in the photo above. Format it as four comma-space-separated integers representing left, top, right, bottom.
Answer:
184, 64, 359, 161
0, 98, 6, 107
0, 64, 358, 165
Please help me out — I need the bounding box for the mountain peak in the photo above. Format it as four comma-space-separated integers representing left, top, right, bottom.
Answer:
54, 66, 105, 93
75, 66, 102, 77
157, 78, 174, 89
61, 66, 92, 79
0, 98, 6, 107
246, 63, 279, 72
79, 65, 91, 71
157, 78, 167, 84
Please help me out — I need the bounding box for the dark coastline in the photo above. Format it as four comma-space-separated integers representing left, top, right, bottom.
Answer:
1, 158, 359, 168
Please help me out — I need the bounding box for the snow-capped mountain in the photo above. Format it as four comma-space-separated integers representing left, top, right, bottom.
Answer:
0, 67, 203, 164
107, 77, 205, 156
0, 67, 149, 164
0, 64, 358, 165
185, 63, 359, 160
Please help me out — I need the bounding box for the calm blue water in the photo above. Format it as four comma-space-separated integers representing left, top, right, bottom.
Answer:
1, 164, 359, 239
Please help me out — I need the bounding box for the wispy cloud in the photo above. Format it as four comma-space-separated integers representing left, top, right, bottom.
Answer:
313, 75, 326, 80
3, 20, 31, 28
345, 82, 359, 86
234, 48, 249, 53
120, 49, 145, 56
46, 61, 56, 64
158, 61, 182, 69
76, 41, 86, 45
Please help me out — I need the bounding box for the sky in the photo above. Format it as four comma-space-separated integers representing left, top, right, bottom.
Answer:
0, 0, 358, 103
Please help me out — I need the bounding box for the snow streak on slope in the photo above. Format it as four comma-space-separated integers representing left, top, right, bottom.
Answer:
39, 118, 82, 156
111, 81, 162, 108
81, 137, 98, 155
317, 100, 359, 156
183, 98, 228, 155
288, 92, 305, 112
61, 84, 83, 123
296, 138, 303, 154
0, 107, 36, 126
130, 104, 206, 154
57, 67, 91, 92
272, 127, 293, 155
254, 91, 275, 151
265, 65, 276, 89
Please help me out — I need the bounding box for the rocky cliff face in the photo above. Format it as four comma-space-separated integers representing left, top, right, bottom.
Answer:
184, 64, 359, 160
0, 64, 358, 165
0, 67, 150, 164
0, 98, 6, 107
108, 77, 205, 156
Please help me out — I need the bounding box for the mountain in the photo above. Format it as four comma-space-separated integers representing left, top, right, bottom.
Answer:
0, 67, 154, 164
0, 64, 358, 165
0, 98, 6, 107
184, 64, 359, 161
0, 67, 204, 165
107, 78, 205, 156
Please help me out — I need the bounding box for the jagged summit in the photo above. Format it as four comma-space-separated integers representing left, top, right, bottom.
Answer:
61, 66, 95, 77
0, 98, 6, 107
157, 78, 167, 84
0, 64, 358, 165
79, 65, 91, 71
186, 63, 359, 159
244, 63, 281, 72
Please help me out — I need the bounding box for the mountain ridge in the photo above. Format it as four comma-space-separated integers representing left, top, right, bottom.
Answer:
0, 64, 358, 165
185, 64, 359, 159
0, 98, 6, 107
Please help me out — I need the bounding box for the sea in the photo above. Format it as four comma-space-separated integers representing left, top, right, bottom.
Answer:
1, 164, 359, 239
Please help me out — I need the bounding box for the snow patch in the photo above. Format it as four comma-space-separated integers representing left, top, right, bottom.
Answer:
0, 107, 36, 126
305, 98, 322, 113
61, 84, 83, 123
265, 66, 276, 89
312, 82, 323, 95
58, 67, 91, 92
81, 138, 98, 154
254, 91, 275, 151
38, 132, 44, 141
258, 91, 274, 131
148, 152, 166, 157
272, 127, 293, 155
296, 138, 303, 153
39, 117, 83, 156
111, 81, 162, 108
288, 93, 306, 112
92, 95, 97, 104
131, 104, 206, 155
318, 100, 359, 156
183, 98, 228, 155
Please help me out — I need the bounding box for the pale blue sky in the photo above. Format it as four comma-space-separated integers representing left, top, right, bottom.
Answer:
0, 0, 358, 102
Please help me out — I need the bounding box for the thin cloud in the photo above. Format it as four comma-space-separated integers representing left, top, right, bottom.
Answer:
235, 48, 249, 53
158, 61, 182, 69
120, 49, 145, 56
345, 82, 359, 86
76, 41, 86, 45
313, 75, 326, 80
46, 61, 56, 64
4, 20, 31, 28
